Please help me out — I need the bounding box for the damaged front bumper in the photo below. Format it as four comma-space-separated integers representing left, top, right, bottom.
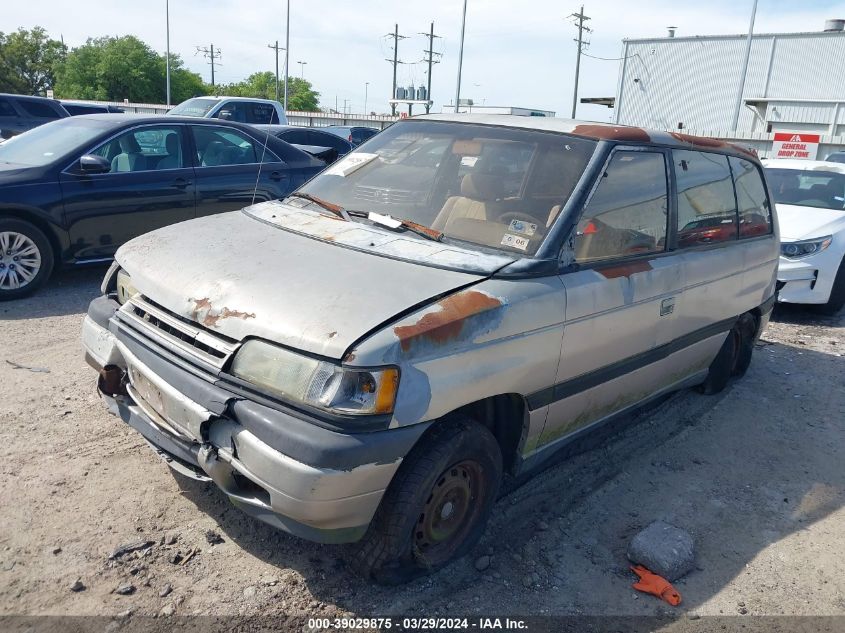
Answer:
82, 296, 427, 544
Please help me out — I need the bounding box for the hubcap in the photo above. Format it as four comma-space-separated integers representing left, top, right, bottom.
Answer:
414, 460, 486, 566
0, 231, 41, 291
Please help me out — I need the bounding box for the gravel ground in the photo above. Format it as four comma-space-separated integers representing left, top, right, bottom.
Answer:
0, 267, 843, 620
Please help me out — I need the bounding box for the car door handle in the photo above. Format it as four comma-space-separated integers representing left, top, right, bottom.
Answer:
170, 177, 192, 189
268, 171, 288, 182
660, 297, 675, 317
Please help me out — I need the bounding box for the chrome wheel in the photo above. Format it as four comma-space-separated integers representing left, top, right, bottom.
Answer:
0, 231, 42, 290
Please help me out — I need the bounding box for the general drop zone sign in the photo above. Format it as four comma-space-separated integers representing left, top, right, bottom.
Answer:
772, 133, 821, 160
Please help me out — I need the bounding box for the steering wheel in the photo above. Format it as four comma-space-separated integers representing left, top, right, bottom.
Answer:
499, 212, 541, 230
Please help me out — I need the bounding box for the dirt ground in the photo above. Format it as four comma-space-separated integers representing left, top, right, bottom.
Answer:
1, 267, 843, 622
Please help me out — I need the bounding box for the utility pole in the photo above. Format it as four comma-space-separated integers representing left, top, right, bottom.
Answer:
420, 22, 441, 114
283, 0, 290, 111
568, 6, 591, 119
386, 24, 407, 116
454, 0, 468, 113
268, 41, 285, 101
364, 81, 369, 114
165, 0, 171, 105
196, 44, 222, 87
297, 61, 307, 79
731, 0, 759, 131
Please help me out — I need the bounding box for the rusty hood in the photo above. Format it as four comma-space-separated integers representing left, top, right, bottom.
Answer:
114, 207, 498, 359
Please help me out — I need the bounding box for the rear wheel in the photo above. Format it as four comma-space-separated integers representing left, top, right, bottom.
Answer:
815, 258, 845, 315
350, 418, 502, 585
731, 312, 758, 377
696, 322, 740, 395
0, 218, 54, 301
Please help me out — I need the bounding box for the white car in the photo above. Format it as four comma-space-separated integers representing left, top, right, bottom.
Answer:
166, 96, 287, 125
762, 159, 845, 314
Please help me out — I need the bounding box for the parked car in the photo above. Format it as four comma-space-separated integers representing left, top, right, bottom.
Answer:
825, 151, 845, 164
82, 115, 778, 583
763, 158, 845, 313
168, 96, 287, 125
61, 101, 125, 115
252, 124, 354, 165
324, 125, 379, 146
0, 114, 323, 299
0, 93, 69, 139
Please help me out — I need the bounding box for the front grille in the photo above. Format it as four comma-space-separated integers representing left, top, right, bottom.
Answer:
353, 185, 423, 204
118, 296, 239, 369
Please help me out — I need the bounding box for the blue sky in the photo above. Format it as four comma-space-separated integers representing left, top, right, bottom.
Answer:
8, 0, 845, 120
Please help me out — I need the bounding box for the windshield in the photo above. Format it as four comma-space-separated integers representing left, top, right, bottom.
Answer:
168, 98, 217, 117
0, 117, 113, 167
296, 120, 596, 256
765, 167, 845, 211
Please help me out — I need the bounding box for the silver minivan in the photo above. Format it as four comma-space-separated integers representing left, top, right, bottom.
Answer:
82, 115, 779, 583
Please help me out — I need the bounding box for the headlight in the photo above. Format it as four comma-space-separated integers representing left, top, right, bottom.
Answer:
115, 269, 138, 305
780, 236, 832, 259
230, 339, 399, 416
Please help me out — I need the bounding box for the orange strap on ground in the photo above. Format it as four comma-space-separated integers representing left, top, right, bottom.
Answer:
630, 565, 682, 606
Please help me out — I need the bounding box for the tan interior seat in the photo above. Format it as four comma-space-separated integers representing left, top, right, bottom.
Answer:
431, 173, 505, 231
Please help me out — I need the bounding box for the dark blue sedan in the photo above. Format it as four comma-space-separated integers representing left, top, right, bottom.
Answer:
0, 114, 324, 299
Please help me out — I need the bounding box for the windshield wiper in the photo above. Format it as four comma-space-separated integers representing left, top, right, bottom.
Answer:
366, 212, 443, 242
287, 192, 351, 221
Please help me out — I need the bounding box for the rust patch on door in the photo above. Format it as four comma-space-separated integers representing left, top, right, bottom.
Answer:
394, 290, 503, 352
572, 124, 651, 143
189, 298, 256, 328
595, 259, 653, 279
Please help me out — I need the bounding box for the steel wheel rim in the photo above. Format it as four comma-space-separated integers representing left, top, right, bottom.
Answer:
414, 460, 486, 566
0, 231, 42, 290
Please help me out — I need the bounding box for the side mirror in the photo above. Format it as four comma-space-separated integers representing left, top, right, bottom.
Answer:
79, 154, 111, 174
217, 109, 232, 120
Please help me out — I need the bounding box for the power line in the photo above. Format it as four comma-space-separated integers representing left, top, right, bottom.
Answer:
195, 44, 222, 87
567, 6, 592, 119
420, 22, 442, 113
267, 41, 286, 101
385, 24, 408, 116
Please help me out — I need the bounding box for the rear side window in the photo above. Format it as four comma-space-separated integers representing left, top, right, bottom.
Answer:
16, 99, 61, 119
674, 150, 737, 248
280, 129, 311, 145
0, 99, 18, 117
730, 157, 773, 238
575, 150, 669, 263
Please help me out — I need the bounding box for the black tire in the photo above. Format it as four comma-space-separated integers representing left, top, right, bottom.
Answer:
815, 258, 845, 316
350, 418, 503, 585
731, 312, 758, 377
0, 217, 54, 301
695, 323, 739, 395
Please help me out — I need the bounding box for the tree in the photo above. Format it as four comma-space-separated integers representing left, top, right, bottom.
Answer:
287, 77, 320, 112
55, 35, 207, 103
0, 27, 65, 94
217, 72, 320, 111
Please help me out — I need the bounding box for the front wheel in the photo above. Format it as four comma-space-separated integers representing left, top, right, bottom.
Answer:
350, 418, 502, 585
0, 218, 54, 301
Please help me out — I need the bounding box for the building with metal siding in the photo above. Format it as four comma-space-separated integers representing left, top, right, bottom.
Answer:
613, 29, 845, 136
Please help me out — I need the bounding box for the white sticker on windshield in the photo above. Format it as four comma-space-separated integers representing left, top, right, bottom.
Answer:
323, 152, 379, 177
508, 219, 538, 236
501, 233, 529, 251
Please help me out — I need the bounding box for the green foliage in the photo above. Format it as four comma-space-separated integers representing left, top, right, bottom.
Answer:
287, 77, 320, 112
55, 35, 208, 103
0, 27, 66, 94
0, 27, 318, 109
217, 72, 320, 111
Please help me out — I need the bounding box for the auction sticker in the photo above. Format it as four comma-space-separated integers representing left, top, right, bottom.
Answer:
501, 233, 529, 251
508, 219, 537, 236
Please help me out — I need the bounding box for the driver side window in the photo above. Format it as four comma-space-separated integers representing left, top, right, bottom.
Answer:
575, 151, 668, 263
